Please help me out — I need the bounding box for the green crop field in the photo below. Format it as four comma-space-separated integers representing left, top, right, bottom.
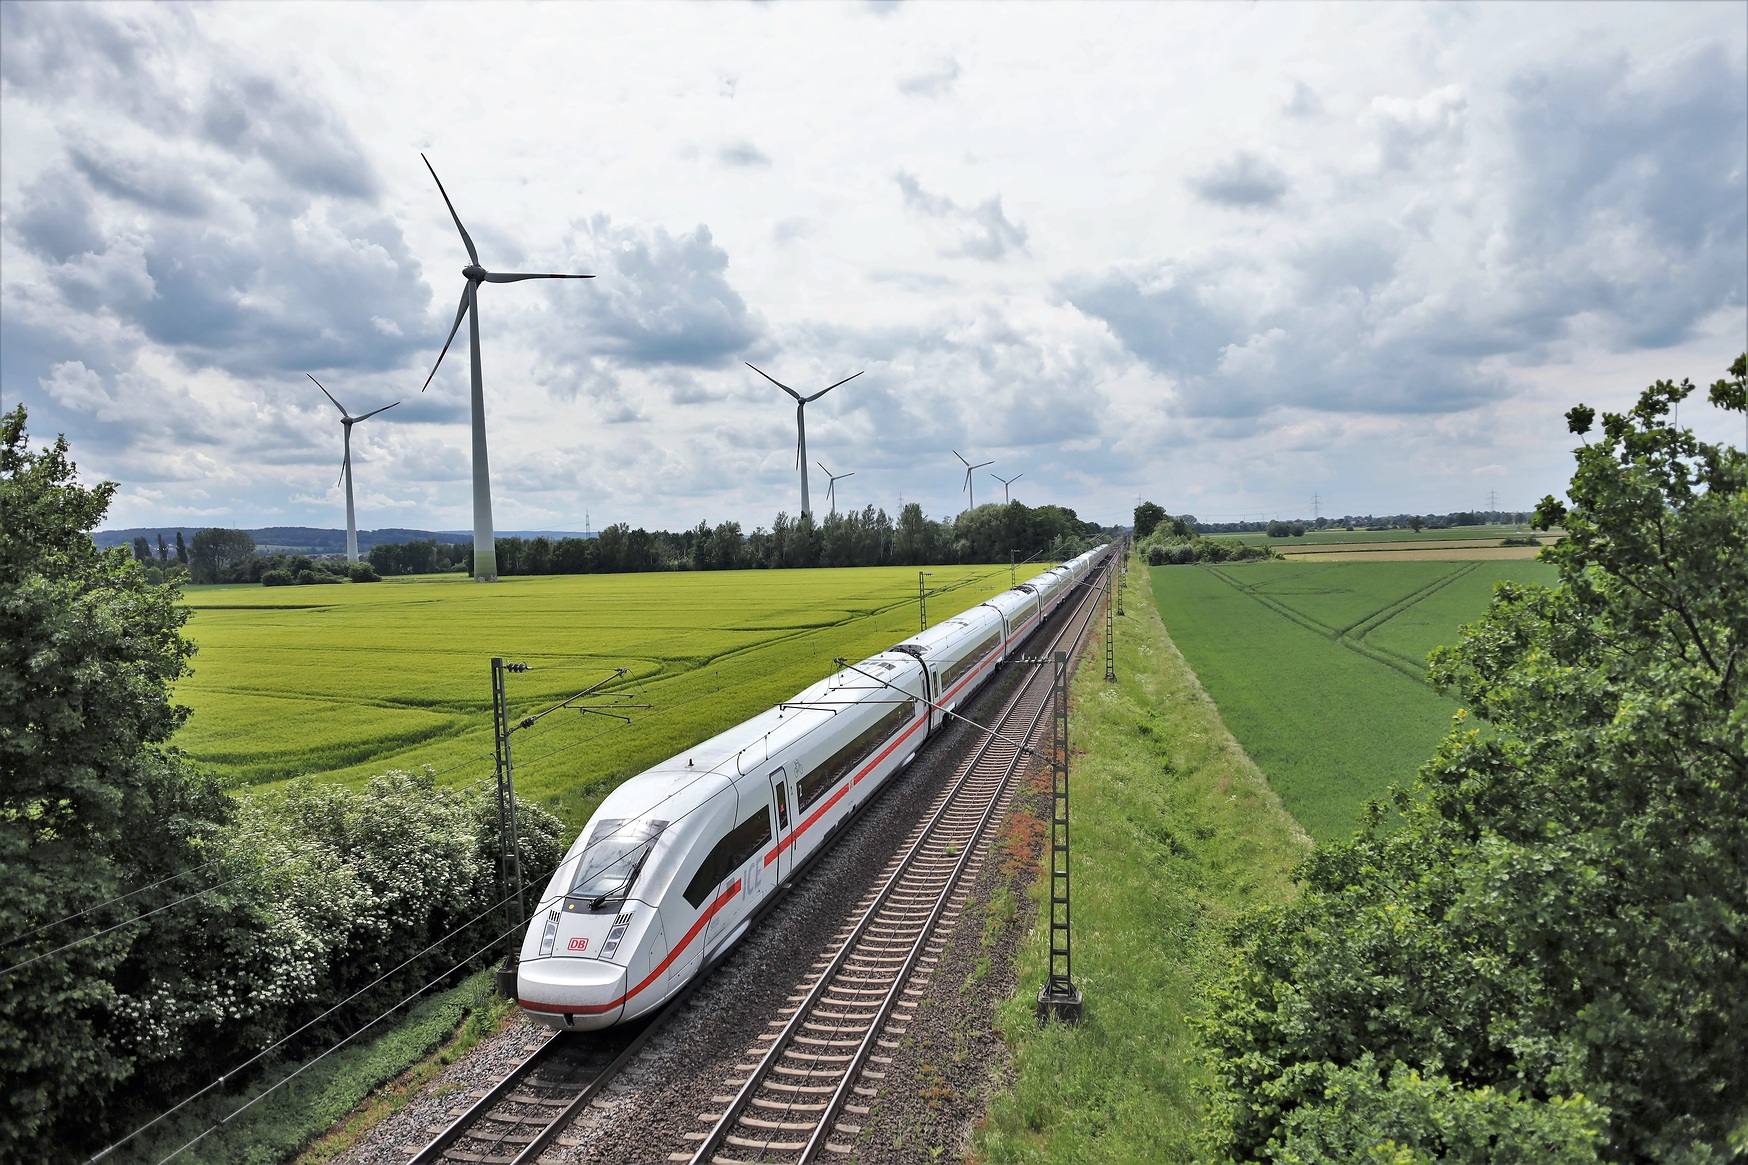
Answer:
1149, 558, 1555, 842
174, 565, 1043, 829
1220, 523, 1538, 545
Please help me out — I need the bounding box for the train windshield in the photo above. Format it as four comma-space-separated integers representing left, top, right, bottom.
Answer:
569, 818, 668, 903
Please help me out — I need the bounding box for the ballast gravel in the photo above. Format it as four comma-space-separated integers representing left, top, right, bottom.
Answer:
331, 600, 1095, 1165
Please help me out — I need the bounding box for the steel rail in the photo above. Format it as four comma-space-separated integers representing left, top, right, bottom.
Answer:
683, 551, 1110, 1164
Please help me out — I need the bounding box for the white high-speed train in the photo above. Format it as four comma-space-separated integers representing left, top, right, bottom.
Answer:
517, 545, 1108, 1030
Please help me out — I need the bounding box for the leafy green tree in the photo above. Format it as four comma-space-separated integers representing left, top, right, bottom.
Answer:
131, 534, 151, 562
1200, 361, 1748, 1162
188, 527, 256, 583
0, 406, 229, 1157
1134, 500, 1167, 540
174, 530, 188, 565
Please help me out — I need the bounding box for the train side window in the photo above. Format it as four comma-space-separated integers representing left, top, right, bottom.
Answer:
773, 781, 790, 830
795, 699, 916, 810
683, 808, 773, 909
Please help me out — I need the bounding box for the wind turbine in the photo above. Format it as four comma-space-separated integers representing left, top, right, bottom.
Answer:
991, 471, 1024, 504
310, 375, 398, 563
817, 461, 856, 515
420, 154, 594, 581
954, 449, 994, 511
747, 363, 863, 519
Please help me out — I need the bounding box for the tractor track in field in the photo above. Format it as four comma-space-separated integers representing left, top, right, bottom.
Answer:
1206, 562, 1478, 680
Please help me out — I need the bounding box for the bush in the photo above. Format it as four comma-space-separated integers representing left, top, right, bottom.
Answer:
1266, 520, 1291, 537
348, 562, 380, 582
1200, 360, 1748, 1161
261, 569, 294, 587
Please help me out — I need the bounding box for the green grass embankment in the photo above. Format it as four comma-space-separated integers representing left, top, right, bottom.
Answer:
120, 968, 507, 1165
976, 557, 1311, 1163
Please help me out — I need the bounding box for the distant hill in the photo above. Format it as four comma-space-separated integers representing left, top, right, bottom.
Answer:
93, 526, 595, 554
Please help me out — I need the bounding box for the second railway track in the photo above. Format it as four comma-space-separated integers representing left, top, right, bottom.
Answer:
676, 554, 1111, 1164
406, 551, 1111, 1165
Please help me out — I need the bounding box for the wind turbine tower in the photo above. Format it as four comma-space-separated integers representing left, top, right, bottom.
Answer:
991, 471, 1024, 504
309, 375, 398, 563
420, 154, 594, 581
954, 449, 994, 511
747, 363, 863, 518
817, 461, 856, 515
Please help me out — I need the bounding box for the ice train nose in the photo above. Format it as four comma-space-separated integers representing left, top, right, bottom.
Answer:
518, 956, 629, 1031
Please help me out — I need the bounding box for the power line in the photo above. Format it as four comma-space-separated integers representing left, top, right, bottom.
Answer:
3, 857, 224, 950
142, 897, 554, 1165
87, 873, 552, 1164
3, 854, 304, 977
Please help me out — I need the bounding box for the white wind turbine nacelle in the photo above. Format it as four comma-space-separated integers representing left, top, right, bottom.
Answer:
419, 154, 594, 582
954, 449, 994, 511
747, 363, 863, 520
310, 375, 398, 563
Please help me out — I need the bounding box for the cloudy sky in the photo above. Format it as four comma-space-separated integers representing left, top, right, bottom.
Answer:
2, 1, 1743, 533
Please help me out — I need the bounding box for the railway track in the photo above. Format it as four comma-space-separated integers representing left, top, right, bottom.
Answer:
409, 1010, 670, 1165
408, 551, 1110, 1165
676, 552, 1111, 1164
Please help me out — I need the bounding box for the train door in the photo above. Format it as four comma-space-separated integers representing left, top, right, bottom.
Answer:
766, 767, 793, 884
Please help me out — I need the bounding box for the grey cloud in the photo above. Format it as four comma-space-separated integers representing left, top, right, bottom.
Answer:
898, 56, 960, 98
1284, 79, 1324, 118
1187, 152, 1290, 208
68, 143, 215, 217
12, 170, 104, 262
1368, 86, 1467, 172
895, 171, 1027, 261
773, 218, 813, 244
2, 5, 425, 385
552, 216, 763, 368
1503, 45, 1746, 349
718, 140, 772, 167
199, 73, 379, 200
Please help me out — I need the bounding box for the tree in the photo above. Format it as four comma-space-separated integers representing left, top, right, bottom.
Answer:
156, 532, 169, 564
188, 527, 256, 583
131, 535, 151, 562
174, 530, 188, 565
1201, 360, 1748, 1162
0, 405, 229, 1157
1134, 500, 1167, 540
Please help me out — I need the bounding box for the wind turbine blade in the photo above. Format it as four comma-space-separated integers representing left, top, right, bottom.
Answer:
422, 153, 479, 266
841, 471, 855, 480
804, 370, 864, 402
1011, 473, 1023, 484
954, 449, 971, 468
308, 374, 347, 416
337, 442, 350, 489
480, 271, 595, 283
816, 461, 831, 476
422, 286, 471, 392
356, 401, 400, 422
747, 362, 803, 401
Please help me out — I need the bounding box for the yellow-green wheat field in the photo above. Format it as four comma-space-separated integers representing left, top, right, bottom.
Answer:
174, 565, 1043, 830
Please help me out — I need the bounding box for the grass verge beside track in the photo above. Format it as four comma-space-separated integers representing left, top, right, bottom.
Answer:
975, 557, 1310, 1163
120, 969, 503, 1165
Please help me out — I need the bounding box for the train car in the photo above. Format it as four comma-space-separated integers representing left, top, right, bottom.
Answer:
516, 545, 1108, 1029
516, 650, 930, 1030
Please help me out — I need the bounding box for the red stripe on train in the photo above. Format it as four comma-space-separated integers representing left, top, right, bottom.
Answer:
520, 877, 742, 1016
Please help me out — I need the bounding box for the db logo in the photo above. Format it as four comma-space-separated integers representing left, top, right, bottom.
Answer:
567, 937, 589, 952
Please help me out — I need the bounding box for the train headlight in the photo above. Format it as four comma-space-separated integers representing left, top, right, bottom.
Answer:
600, 909, 635, 960
538, 909, 561, 957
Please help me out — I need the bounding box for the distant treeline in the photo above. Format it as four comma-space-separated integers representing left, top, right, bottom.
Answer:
1190, 509, 1535, 534
169, 501, 1107, 583
377, 502, 1105, 577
